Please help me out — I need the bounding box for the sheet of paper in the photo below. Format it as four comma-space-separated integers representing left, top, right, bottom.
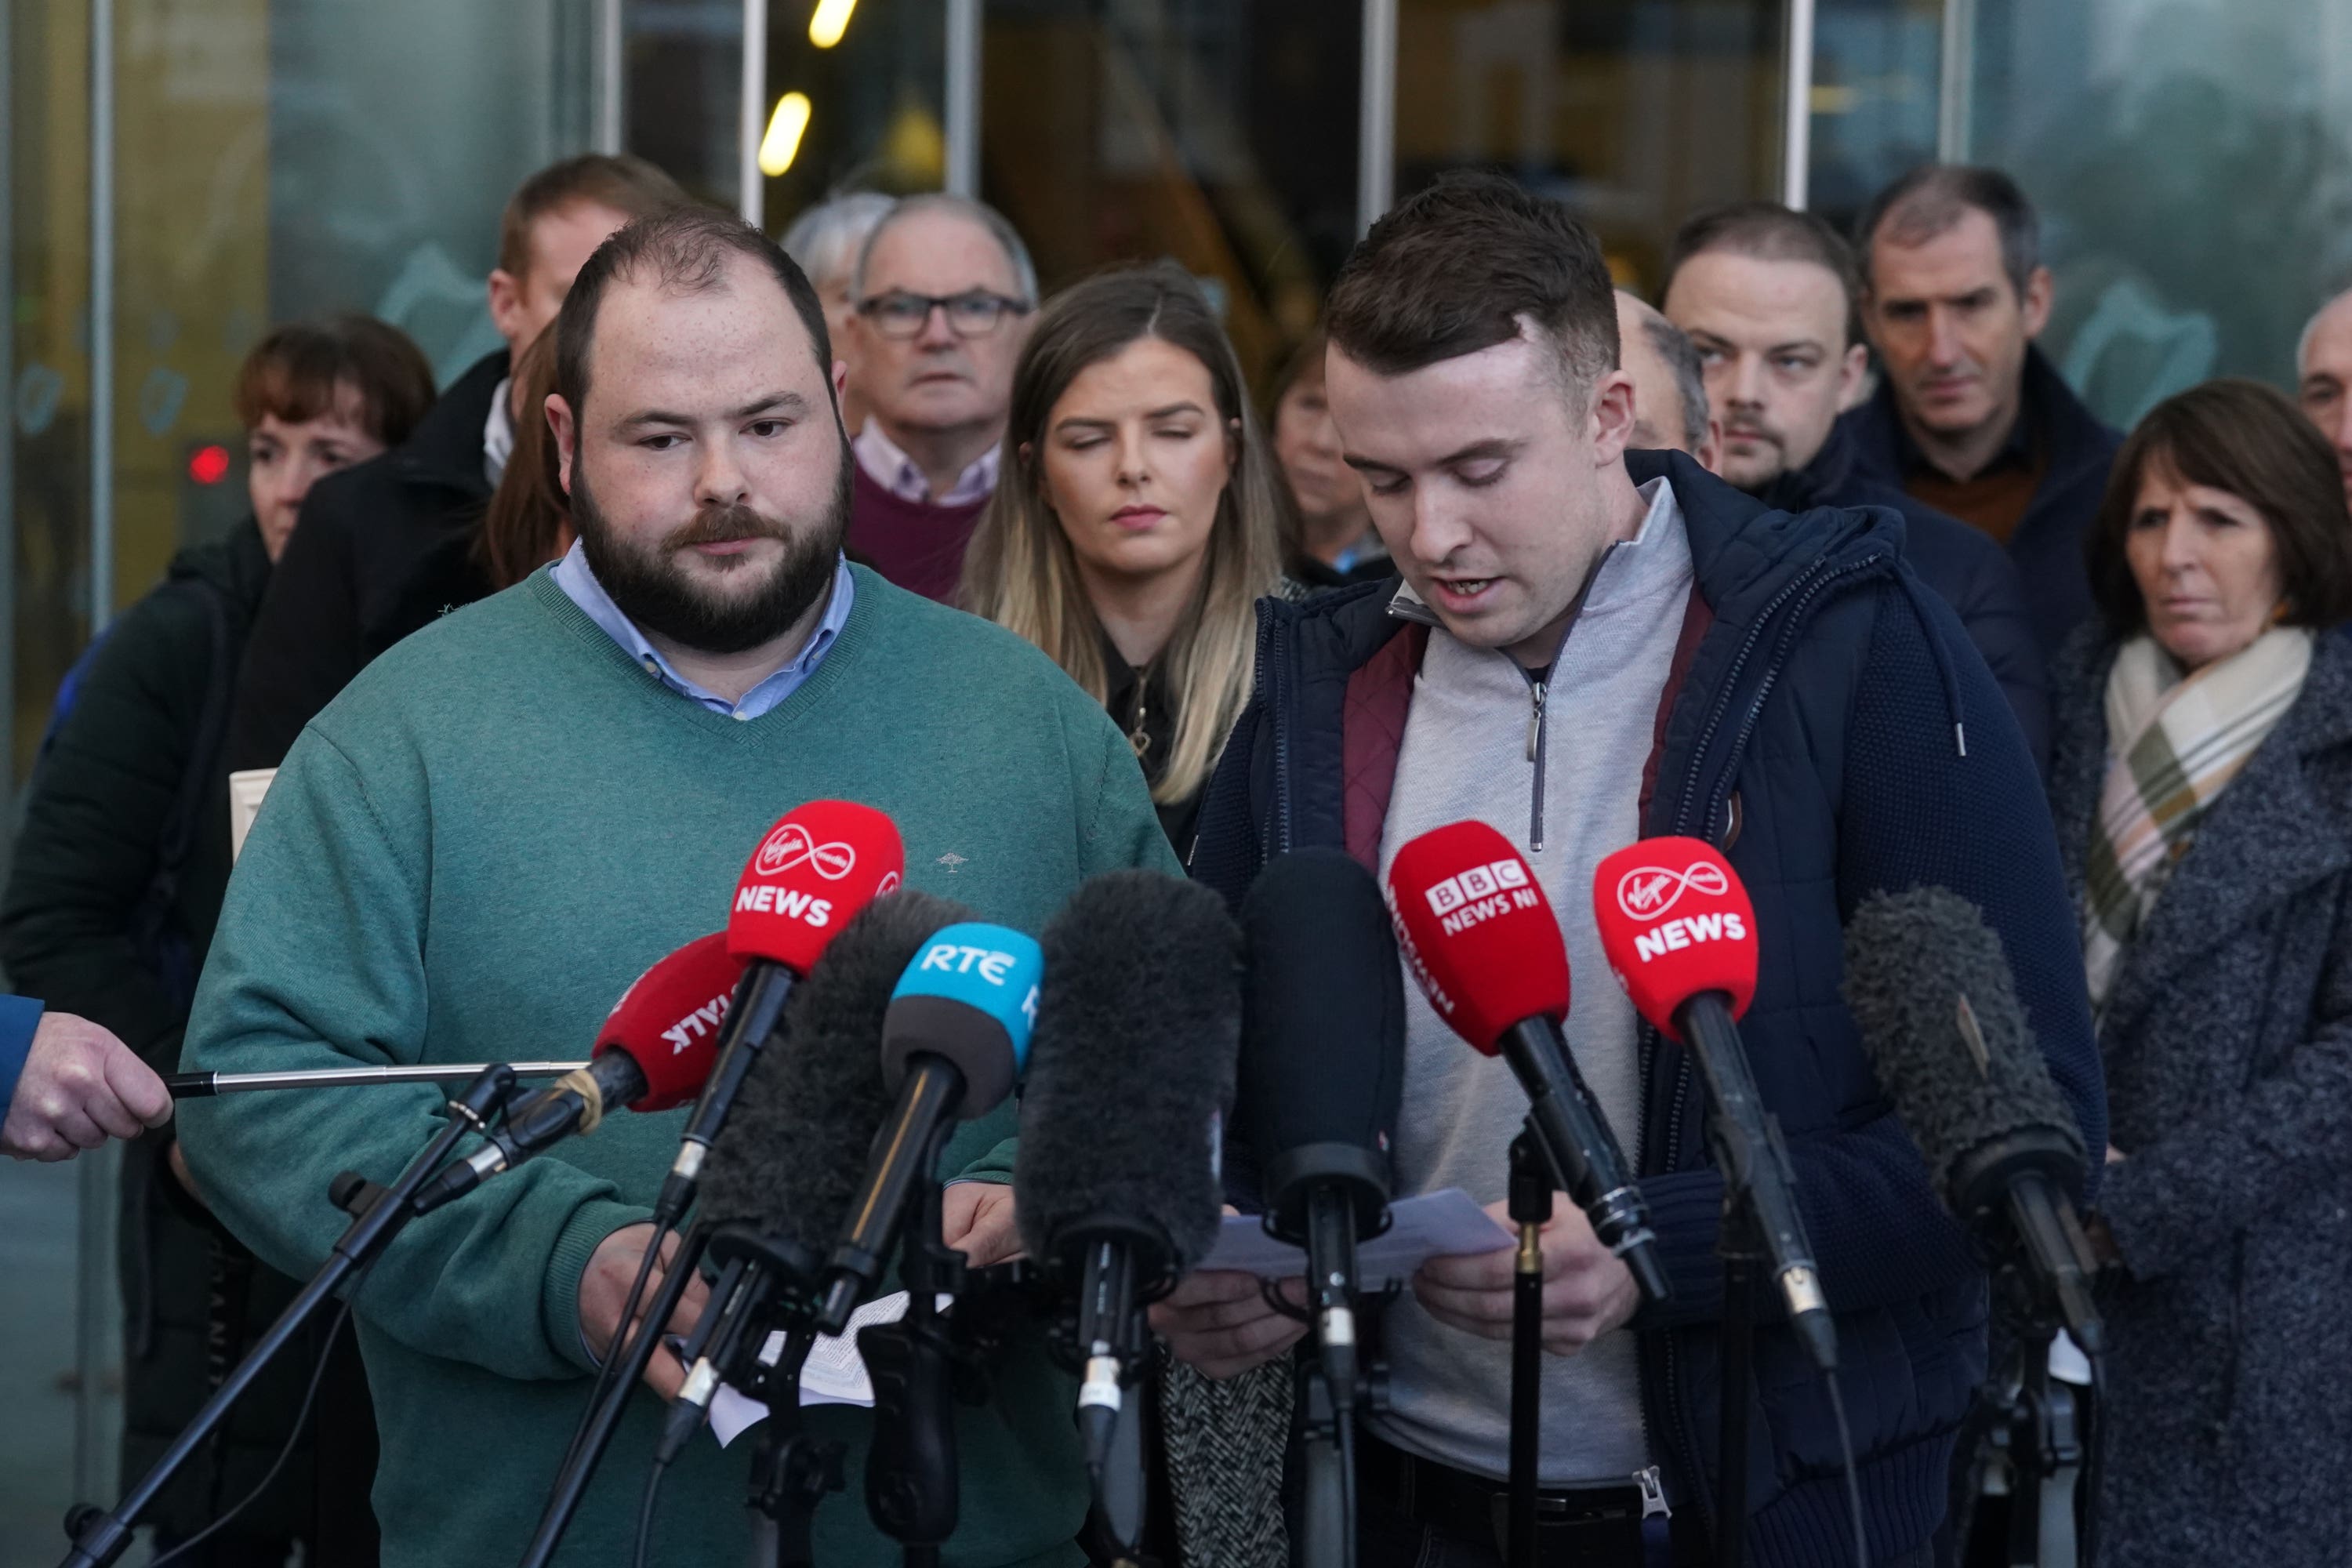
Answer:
707, 1292, 946, 1449
227, 768, 276, 862
1200, 1188, 1514, 1287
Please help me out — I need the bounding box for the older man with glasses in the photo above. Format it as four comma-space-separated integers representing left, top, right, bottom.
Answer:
843, 194, 1038, 601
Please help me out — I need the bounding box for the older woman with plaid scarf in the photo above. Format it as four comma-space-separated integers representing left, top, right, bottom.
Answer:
2048, 378, 2352, 1568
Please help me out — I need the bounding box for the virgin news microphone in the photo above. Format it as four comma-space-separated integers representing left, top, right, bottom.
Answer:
1592, 837, 1835, 1370
1017, 871, 1243, 1479
1385, 822, 1668, 1305
657, 800, 905, 1225
413, 932, 743, 1213
1842, 887, 2103, 1355
1239, 848, 1403, 1417
812, 921, 1044, 1334
673, 889, 975, 1429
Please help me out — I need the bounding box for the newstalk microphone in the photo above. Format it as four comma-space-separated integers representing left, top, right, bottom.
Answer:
812, 920, 1044, 1334
1017, 871, 1243, 1483
414, 933, 742, 1213
656, 800, 904, 1225
1238, 848, 1403, 1416
1384, 822, 1669, 1304
1592, 838, 1835, 1372
1841, 887, 2102, 1353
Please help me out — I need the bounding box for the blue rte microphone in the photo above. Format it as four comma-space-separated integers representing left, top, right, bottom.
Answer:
815, 920, 1044, 1334
883, 922, 1044, 1105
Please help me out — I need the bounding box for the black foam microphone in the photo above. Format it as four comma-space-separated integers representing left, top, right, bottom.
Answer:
1842, 886, 2104, 1356
672, 889, 973, 1428
1017, 870, 1243, 1479
1239, 848, 1404, 1417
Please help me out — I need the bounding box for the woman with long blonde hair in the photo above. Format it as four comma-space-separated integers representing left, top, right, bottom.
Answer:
963, 261, 1290, 853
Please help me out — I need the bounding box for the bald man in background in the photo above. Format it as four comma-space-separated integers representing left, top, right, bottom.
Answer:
1614, 290, 1721, 470
2297, 287, 2352, 508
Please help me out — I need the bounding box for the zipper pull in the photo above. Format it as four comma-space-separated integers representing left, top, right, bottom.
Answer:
1526, 681, 1547, 762
1635, 1465, 1670, 1519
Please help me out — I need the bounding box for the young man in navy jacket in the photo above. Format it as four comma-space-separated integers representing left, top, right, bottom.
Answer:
1164, 174, 2104, 1567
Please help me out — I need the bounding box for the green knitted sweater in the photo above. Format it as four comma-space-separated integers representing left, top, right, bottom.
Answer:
179, 566, 1177, 1566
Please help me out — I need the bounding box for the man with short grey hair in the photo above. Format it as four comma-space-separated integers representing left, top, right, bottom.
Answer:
1837, 165, 2119, 654
2296, 285, 2352, 507
1613, 290, 1719, 469
782, 190, 898, 430
844, 194, 1038, 600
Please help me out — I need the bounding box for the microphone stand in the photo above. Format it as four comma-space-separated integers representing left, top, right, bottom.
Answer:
60, 1064, 518, 1568
1506, 1129, 1549, 1568
1951, 1178, 2105, 1568
1715, 1197, 1762, 1568
859, 1121, 965, 1566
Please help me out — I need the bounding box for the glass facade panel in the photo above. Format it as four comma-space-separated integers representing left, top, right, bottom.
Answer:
978, 0, 1362, 392
1394, 0, 1784, 295
1961, 0, 2352, 426
0, 2, 599, 1555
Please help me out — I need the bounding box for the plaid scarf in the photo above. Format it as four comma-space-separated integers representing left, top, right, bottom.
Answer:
2082, 626, 2314, 1013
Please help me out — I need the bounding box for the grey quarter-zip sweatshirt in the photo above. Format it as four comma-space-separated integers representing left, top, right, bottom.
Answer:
1373, 475, 1693, 1486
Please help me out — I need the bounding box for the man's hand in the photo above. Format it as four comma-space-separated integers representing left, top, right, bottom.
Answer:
1414, 1192, 1639, 1356
579, 1223, 711, 1400
942, 1180, 1025, 1267
1150, 1269, 1309, 1380
2, 1011, 172, 1161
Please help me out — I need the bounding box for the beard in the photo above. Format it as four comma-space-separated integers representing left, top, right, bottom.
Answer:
572, 444, 854, 656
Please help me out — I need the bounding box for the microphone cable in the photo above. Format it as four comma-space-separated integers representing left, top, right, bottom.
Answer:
146, 1287, 361, 1568
556, 1211, 681, 1474
1823, 1367, 1868, 1568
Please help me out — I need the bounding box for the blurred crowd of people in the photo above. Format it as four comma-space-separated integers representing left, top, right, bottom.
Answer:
4, 148, 2349, 1568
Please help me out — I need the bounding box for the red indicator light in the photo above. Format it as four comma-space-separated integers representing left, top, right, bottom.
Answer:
187, 445, 230, 485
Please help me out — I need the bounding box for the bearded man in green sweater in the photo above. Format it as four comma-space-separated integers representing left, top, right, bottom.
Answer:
177, 208, 1177, 1567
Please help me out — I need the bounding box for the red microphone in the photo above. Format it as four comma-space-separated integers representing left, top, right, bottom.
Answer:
657, 801, 906, 1222
1591, 838, 1835, 1370
1386, 821, 1668, 1303
593, 931, 746, 1111
415, 933, 747, 1213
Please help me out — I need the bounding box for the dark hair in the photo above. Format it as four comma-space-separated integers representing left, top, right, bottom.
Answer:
1664, 199, 1864, 350
476, 328, 568, 590
1855, 165, 2041, 299
231, 313, 435, 446
1637, 311, 1711, 454
2088, 378, 2352, 635
554, 207, 833, 423
497, 154, 690, 281
1269, 323, 1330, 410
1323, 172, 1618, 399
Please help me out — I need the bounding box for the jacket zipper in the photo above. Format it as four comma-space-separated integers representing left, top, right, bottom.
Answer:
1265, 608, 1295, 856
1523, 668, 1549, 852
1636, 546, 1890, 1532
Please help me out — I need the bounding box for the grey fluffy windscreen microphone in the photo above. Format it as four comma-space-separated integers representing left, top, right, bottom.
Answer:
1016, 869, 1243, 1485
699, 888, 976, 1247
1841, 885, 2103, 1352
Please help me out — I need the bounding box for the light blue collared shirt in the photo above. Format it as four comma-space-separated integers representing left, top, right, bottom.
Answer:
550, 543, 856, 721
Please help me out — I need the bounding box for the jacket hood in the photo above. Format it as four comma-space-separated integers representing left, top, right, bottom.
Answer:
166, 516, 274, 612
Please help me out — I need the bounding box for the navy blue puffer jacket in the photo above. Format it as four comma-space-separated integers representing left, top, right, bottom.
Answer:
1189, 450, 2105, 1565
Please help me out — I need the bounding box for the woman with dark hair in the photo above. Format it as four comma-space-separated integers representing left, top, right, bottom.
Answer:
2, 314, 434, 1567
962, 260, 1293, 855
1269, 325, 1388, 589
2049, 378, 2352, 1567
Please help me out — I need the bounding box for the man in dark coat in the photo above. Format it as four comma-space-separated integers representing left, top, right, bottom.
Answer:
225, 154, 688, 773
1167, 174, 2103, 1568
1837, 165, 2121, 656
1662, 199, 2049, 770
2, 316, 435, 1563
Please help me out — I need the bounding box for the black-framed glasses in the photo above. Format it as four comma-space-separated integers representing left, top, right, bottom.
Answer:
855, 289, 1031, 340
